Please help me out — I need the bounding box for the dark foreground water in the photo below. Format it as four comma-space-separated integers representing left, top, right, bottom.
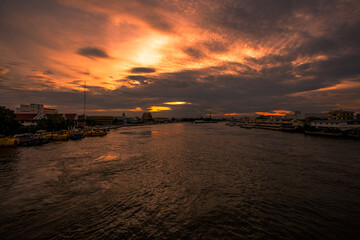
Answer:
1, 123, 360, 239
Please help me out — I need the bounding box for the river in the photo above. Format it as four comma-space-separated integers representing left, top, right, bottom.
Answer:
1, 123, 360, 239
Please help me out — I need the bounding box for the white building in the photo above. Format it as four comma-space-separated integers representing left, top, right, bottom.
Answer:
311, 120, 360, 131
16, 104, 58, 114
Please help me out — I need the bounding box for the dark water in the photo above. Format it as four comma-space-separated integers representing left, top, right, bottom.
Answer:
1, 123, 360, 239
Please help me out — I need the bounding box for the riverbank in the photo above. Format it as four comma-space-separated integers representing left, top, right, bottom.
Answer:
232, 122, 360, 139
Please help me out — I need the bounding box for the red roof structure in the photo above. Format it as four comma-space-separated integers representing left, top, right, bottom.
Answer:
64, 114, 78, 120
15, 113, 38, 121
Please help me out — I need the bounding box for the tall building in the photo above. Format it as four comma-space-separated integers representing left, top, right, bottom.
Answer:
328, 110, 354, 120
16, 103, 58, 114
141, 112, 153, 120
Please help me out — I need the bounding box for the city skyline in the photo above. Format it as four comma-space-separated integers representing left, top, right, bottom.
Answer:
1, 0, 360, 117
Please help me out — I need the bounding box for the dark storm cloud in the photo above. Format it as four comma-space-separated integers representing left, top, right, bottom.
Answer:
129, 67, 156, 73
77, 47, 110, 59
43, 70, 54, 75
303, 54, 360, 83
77, 71, 90, 75
69, 80, 82, 85
127, 75, 147, 81
202, 40, 228, 53
26, 75, 48, 81
6, 61, 20, 66
184, 47, 206, 59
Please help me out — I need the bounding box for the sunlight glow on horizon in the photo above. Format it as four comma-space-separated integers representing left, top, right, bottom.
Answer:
255, 110, 294, 116
163, 101, 191, 105
148, 106, 172, 112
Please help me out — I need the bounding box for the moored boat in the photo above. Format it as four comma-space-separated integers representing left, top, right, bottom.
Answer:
86, 128, 107, 137
69, 130, 86, 140
0, 137, 20, 147
51, 130, 69, 141
14, 133, 49, 146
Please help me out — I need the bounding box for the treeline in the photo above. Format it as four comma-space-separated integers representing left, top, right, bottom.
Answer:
0, 106, 20, 136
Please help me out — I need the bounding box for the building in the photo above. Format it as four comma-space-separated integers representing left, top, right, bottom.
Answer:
92, 116, 114, 125
311, 120, 360, 131
16, 112, 79, 126
328, 110, 354, 120
16, 103, 58, 114
141, 112, 153, 120
15, 112, 46, 126
60, 113, 79, 121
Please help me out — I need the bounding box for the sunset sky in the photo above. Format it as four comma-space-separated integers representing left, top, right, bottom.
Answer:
0, 0, 359, 117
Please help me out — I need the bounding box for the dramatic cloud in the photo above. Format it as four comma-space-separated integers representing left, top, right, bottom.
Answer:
184, 47, 206, 59
77, 47, 110, 59
43, 70, 54, 75
127, 75, 147, 81
0, 0, 359, 116
129, 67, 156, 74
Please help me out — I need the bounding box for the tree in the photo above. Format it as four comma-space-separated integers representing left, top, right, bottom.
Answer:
37, 114, 67, 131
85, 117, 97, 126
0, 106, 20, 136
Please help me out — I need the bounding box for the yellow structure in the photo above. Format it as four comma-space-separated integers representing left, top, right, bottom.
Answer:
0, 137, 19, 147
328, 110, 354, 120
141, 112, 153, 120
86, 128, 107, 137
51, 130, 69, 141
37, 130, 52, 139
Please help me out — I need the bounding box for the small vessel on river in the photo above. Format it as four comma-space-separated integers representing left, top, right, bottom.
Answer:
14, 133, 50, 146
86, 128, 107, 137
0, 137, 20, 147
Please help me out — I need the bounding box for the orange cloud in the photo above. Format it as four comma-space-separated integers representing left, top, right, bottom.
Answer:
90, 107, 143, 112
163, 101, 191, 105
148, 106, 172, 112
224, 113, 252, 116
0, 67, 9, 75
255, 110, 293, 116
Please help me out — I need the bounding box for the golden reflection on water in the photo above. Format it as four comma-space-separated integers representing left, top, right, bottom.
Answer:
151, 130, 169, 136
95, 154, 118, 162
2, 123, 360, 239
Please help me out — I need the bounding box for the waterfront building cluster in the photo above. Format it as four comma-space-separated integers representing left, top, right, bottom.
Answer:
16, 103, 58, 114
0, 103, 176, 147
229, 110, 360, 138
12, 103, 174, 127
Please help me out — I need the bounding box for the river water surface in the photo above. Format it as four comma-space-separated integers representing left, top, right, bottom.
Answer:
1, 123, 360, 239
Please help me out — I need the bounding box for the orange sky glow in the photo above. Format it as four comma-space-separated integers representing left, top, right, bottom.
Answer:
0, 0, 359, 117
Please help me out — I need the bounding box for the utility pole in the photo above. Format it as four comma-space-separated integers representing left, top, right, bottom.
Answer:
84, 79, 86, 120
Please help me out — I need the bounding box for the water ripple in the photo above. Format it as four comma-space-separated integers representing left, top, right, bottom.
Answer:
1, 123, 360, 239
